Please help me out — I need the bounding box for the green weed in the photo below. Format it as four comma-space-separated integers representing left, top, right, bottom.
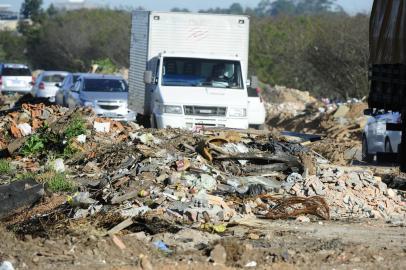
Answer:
36, 171, 76, 193
21, 134, 45, 156
47, 173, 76, 192
0, 159, 11, 174
65, 116, 86, 140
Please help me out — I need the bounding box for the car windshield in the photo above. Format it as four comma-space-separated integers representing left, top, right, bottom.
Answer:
83, 78, 128, 92
43, 74, 66, 83
2, 67, 31, 76
161, 57, 243, 89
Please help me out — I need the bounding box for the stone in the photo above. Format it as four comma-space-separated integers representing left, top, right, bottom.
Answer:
386, 188, 396, 198
375, 182, 388, 193
343, 194, 351, 205
347, 174, 363, 190
140, 254, 153, 270
40, 109, 51, 120
310, 178, 325, 196
210, 244, 227, 264
296, 216, 310, 223
247, 233, 260, 240
333, 105, 350, 118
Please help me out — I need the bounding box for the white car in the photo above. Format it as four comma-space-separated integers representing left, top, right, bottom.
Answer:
362, 111, 401, 162
247, 87, 266, 129
31, 71, 69, 102
0, 63, 33, 94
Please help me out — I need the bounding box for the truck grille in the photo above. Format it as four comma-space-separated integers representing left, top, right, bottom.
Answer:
184, 106, 227, 116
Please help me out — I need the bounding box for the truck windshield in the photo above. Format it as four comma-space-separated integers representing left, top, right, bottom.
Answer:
161, 57, 243, 89
83, 79, 128, 92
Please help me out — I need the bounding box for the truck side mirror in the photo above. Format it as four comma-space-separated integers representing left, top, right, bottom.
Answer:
364, 109, 373, 116
144, 71, 153, 84
250, 76, 259, 89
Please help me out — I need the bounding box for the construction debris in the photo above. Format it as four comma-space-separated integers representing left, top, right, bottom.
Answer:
0, 94, 405, 269
263, 85, 368, 164
0, 100, 404, 230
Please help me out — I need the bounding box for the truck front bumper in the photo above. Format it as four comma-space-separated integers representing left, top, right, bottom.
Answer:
156, 114, 249, 129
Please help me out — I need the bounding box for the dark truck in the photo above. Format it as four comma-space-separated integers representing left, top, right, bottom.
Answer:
369, 0, 406, 170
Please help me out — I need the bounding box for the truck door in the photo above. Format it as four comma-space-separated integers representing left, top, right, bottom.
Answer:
145, 57, 160, 115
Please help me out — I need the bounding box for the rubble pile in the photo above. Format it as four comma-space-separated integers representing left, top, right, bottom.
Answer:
0, 102, 404, 235
263, 85, 320, 118
263, 85, 368, 164
284, 166, 404, 220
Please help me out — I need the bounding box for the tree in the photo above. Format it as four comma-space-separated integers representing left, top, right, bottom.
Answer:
46, 4, 58, 17
27, 9, 131, 71
249, 13, 369, 99
269, 0, 296, 16
0, 31, 27, 62
255, 0, 339, 16
20, 0, 44, 23
171, 8, 190, 12
229, 3, 244, 14
305, 14, 369, 98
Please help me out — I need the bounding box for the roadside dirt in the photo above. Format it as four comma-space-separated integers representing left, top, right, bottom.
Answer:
1, 219, 405, 269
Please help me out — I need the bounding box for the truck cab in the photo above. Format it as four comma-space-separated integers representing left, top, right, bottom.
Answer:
145, 53, 248, 129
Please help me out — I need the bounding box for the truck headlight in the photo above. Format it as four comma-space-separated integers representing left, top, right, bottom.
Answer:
229, 107, 247, 117
163, 105, 182, 114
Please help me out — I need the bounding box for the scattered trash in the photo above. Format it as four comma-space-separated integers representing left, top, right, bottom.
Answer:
94, 121, 111, 133
0, 261, 14, 270
50, 158, 65, 173
17, 123, 32, 137
67, 192, 97, 209
0, 180, 44, 219
245, 261, 257, 268
153, 240, 172, 253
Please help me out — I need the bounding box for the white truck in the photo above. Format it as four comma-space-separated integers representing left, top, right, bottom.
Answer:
129, 11, 252, 129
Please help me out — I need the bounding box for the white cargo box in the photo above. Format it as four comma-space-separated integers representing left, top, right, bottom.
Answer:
129, 11, 250, 115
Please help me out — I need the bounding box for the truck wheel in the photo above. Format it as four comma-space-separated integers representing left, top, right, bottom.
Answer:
136, 114, 151, 128
55, 92, 63, 105
257, 124, 266, 130
385, 138, 393, 153
362, 135, 374, 163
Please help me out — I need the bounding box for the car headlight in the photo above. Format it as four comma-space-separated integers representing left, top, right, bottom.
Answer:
83, 101, 94, 107
163, 105, 183, 114
229, 107, 247, 117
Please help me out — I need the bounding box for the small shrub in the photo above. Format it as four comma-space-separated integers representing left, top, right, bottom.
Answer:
21, 134, 45, 156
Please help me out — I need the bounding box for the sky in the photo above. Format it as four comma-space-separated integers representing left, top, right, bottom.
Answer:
1, 0, 373, 14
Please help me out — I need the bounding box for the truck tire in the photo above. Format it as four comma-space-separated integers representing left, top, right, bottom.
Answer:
362, 136, 374, 163
136, 114, 151, 128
